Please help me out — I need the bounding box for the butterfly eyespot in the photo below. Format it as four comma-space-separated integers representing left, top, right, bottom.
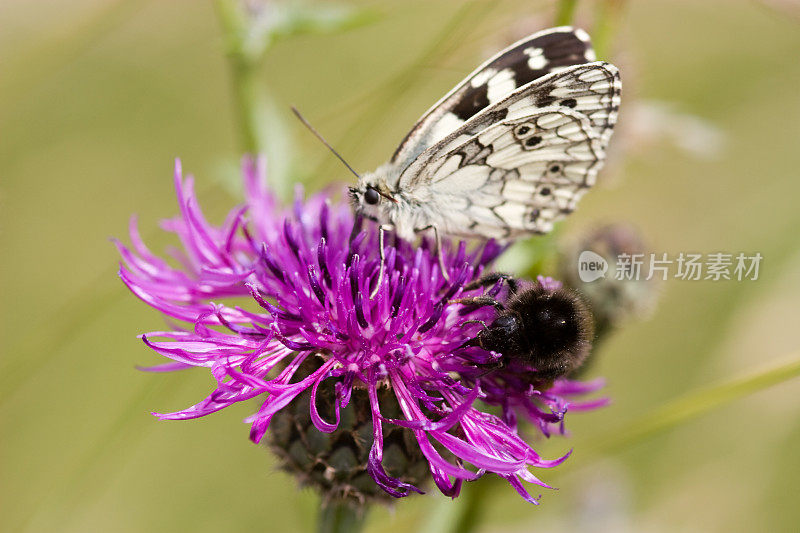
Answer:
561, 98, 577, 108
364, 188, 381, 205
549, 164, 562, 173
540, 187, 551, 196
524, 136, 542, 148
514, 123, 533, 138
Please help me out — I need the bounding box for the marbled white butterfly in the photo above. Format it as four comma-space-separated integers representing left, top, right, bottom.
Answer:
350, 26, 620, 246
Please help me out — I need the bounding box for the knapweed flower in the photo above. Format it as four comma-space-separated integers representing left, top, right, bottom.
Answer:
116, 157, 605, 504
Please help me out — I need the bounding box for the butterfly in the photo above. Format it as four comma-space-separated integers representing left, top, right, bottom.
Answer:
349, 27, 619, 248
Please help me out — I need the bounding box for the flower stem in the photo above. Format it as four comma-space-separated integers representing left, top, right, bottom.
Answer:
317, 501, 367, 533
213, 0, 291, 199
429, 351, 800, 533
592, 0, 626, 60
555, 0, 579, 26
228, 57, 269, 157
214, 0, 266, 154
573, 351, 800, 464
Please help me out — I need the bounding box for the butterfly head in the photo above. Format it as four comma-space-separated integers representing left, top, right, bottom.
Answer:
349, 173, 399, 222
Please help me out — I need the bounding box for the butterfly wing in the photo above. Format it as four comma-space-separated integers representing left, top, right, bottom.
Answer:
391, 26, 596, 168
396, 62, 620, 239
420, 108, 602, 239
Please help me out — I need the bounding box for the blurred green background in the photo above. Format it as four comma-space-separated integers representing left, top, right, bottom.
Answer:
2, 1, 799, 532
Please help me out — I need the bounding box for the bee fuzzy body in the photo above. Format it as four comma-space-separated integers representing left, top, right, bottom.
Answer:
462, 280, 594, 382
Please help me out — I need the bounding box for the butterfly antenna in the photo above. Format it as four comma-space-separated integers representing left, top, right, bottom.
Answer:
291, 106, 360, 179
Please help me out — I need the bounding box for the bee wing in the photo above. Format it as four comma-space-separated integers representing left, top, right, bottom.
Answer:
391, 27, 597, 168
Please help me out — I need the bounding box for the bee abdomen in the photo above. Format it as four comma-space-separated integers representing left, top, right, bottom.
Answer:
510, 286, 593, 377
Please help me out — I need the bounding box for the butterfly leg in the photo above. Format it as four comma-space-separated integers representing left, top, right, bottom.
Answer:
433, 225, 451, 283
416, 224, 450, 283
369, 224, 393, 300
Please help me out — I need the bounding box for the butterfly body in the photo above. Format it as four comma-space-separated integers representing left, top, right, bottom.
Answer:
349, 26, 620, 244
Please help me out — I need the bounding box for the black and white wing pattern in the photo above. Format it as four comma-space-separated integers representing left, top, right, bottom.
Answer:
396, 62, 621, 239
353, 27, 620, 243
391, 26, 596, 168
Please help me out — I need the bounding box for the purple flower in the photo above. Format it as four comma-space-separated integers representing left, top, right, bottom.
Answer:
116, 157, 605, 503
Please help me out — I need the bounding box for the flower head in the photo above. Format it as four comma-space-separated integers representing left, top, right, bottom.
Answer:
560, 223, 659, 338
116, 157, 604, 503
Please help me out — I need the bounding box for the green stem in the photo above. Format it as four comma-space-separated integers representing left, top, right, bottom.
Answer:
554, 0, 579, 26
429, 478, 497, 533
573, 352, 800, 465
215, 0, 260, 151
447, 480, 489, 533
428, 352, 800, 533
592, 0, 626, 60
213, 0, 291, 199
317, 500, 367, 533
228, 58, 270, 156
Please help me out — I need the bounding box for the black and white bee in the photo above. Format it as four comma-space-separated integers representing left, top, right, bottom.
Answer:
456, 274, 594, 381
349, 26, 620, 244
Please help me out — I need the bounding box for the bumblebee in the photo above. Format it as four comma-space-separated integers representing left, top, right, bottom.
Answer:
456, 273, 594, 381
